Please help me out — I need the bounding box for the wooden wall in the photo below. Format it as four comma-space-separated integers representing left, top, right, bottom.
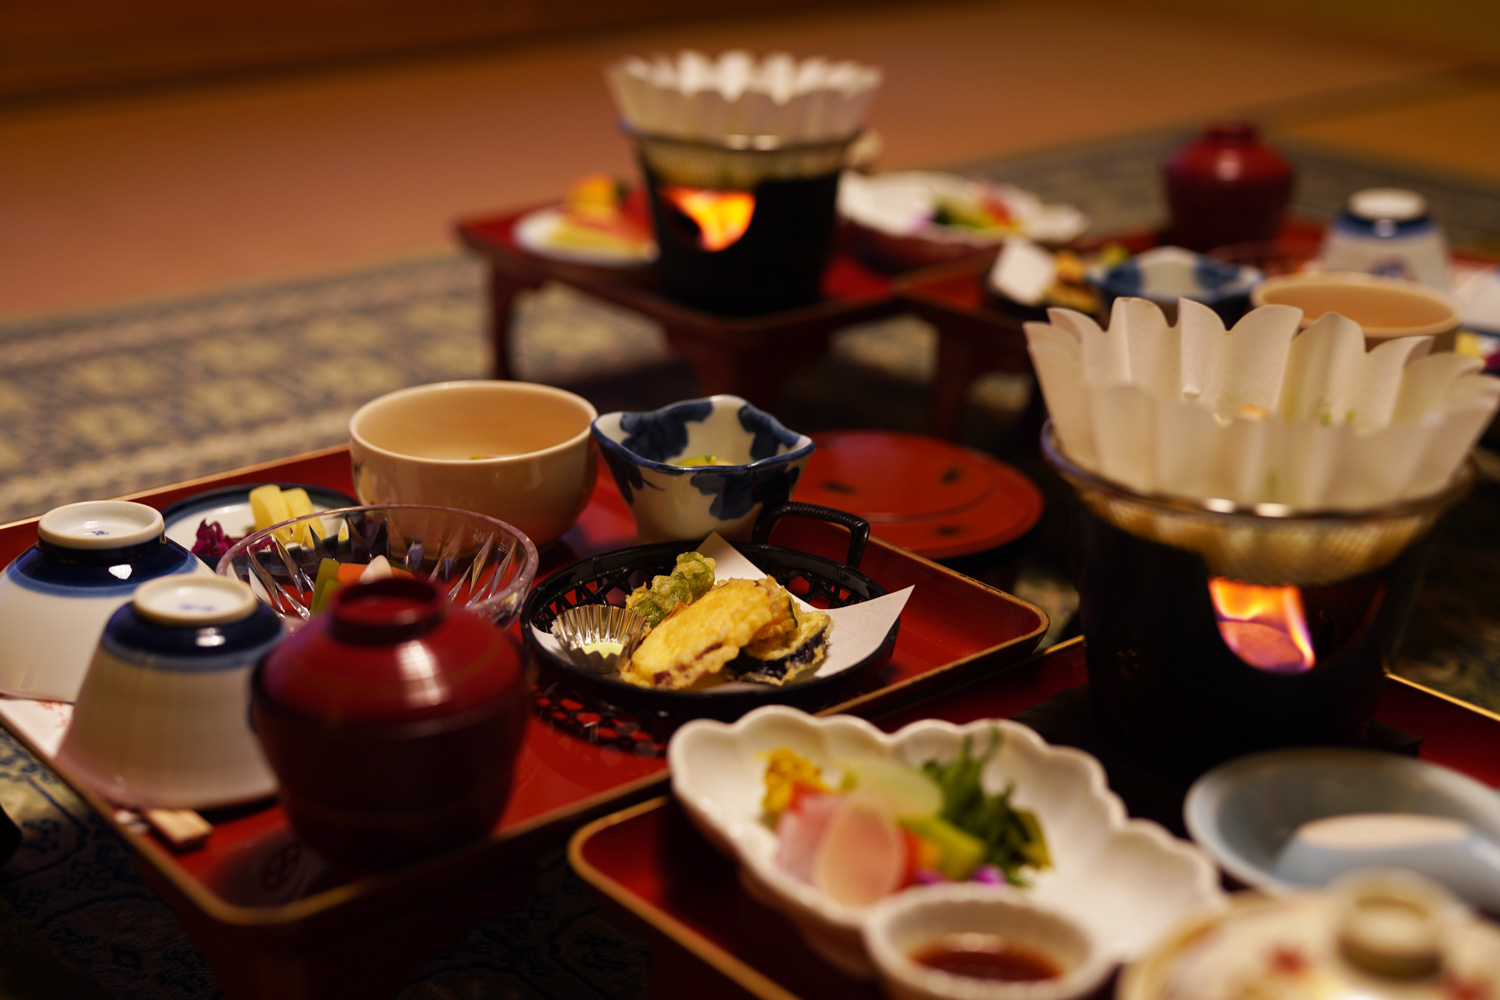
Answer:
0, 0, 823, 101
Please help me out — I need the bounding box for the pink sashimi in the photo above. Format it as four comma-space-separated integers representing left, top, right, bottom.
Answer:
774, 791, 842, 883
810, 791, 906, 905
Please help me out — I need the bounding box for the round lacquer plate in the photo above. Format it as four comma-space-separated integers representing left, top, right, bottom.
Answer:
796, 430, 1043, 560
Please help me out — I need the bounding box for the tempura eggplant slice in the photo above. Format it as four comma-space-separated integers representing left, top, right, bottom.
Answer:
620, 577, 781, 690
726, 605, 833, 686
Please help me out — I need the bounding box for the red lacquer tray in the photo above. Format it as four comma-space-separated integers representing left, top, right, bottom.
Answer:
0, 445, 1047, 1000
569, 638, 1500, 1000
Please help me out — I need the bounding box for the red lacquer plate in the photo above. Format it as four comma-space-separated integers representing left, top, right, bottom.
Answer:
797, 430, 1044, 560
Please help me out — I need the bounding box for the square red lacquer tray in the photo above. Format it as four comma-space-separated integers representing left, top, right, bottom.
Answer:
0, 445, 1046, 993
568, 638, 1500, 1000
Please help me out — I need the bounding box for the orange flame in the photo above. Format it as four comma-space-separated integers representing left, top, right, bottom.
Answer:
661, 187, 755, 251
1209, 577, 1317, 674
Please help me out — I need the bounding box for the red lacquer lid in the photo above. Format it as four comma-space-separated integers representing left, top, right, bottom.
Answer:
258, 577, 521, 723
796, 430, 1044, 560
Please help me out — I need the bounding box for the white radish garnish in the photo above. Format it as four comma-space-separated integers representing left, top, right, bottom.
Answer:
836, 756, 942, 818
811, 790, 906, 905
359, 555, 394, 582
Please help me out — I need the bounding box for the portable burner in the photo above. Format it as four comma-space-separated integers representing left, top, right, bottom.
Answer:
628, 128, 858, 315
1043, 426, 1473, 763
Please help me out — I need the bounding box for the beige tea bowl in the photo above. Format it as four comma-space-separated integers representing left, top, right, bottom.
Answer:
349, 380, 598, 549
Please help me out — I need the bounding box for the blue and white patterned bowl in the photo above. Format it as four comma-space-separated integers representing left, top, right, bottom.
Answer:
56, 576, 284, 809
1091, 245, 1263, 324
0, 501, 209, 702
592, 395, 815, 542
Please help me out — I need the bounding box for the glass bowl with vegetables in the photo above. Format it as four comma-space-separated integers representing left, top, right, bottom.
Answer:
215, 504, 538, 630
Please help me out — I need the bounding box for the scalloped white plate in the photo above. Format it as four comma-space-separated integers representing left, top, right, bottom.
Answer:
668, 705, 1225, 979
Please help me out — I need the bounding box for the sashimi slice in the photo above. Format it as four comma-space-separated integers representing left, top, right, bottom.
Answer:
775, 791, 840, 883
811, 791, 906, 905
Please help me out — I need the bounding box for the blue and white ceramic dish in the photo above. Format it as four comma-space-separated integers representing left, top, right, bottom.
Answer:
1091, 245, 1262, 324
55, 576, 283, 809
0, 501, 209, 702
1319, 187, 1452, 290
592, 395, 815, 542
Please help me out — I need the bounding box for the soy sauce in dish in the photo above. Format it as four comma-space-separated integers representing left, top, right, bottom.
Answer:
912, 933, 1063, 981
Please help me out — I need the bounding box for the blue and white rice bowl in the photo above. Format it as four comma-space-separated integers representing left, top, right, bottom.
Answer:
1090, 245, 1262, 324
592, 395, 815, 543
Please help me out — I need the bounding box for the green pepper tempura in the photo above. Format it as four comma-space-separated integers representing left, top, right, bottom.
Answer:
625, 551, 716, 627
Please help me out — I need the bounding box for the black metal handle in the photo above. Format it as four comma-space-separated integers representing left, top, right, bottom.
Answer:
752, 502, 870, 570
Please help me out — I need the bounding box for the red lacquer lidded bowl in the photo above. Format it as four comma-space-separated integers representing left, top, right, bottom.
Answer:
251, 576, 528, 872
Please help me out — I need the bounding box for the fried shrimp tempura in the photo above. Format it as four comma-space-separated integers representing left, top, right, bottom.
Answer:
620, 577, 782, 690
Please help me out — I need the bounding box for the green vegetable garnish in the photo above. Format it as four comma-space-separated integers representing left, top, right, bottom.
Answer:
921, 730, 1052, 886
625, 551, 717, 627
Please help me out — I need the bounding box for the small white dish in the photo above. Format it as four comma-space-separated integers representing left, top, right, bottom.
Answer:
0, 501, 210, 702
513, 205, 656, 265
592, 394, 815, 543
1184, 746, 1500, 911
161, 483, 355, 557
839, 171, 1089, 248
55, 576, 284, 809
865, 884, 1115, 1000
668, 705, 1223, 979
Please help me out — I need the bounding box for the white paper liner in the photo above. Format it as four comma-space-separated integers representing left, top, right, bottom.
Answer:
606, 50, 881, 144
1026, 298, 1500, 510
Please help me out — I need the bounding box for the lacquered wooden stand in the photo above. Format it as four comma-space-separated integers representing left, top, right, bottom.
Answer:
454, 208, 902, 408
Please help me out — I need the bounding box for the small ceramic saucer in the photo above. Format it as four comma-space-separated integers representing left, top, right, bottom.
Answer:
796, 431, 1043, 561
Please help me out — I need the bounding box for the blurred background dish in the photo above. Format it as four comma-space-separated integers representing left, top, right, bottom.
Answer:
1251, 270, 1462, 350
839, 170, 1089, 273
592, 394, 814, 543
216, 503, 539, 631
349, 380, 597, 550
1119, 869, 1500, 1000
1088, 245, 1261, 324
1319, 187, 1453, 291
1183, 746, 1500, 910
863, 884, 1115, 1000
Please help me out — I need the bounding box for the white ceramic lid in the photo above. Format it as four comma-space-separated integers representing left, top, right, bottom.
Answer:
132, 576, 258, 626
38, 500, 163, 550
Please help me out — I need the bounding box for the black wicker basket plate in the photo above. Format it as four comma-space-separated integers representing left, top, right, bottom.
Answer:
520, 503, 900, 721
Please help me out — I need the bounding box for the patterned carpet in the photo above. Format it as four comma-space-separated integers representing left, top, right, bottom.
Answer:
4, 128, 1500, 999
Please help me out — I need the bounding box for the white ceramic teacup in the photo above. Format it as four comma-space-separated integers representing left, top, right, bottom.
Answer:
1251, 271, 1462, 352
348, 380, 598, 549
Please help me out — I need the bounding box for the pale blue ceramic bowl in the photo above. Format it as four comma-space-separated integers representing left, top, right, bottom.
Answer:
592, 394, 815, 542
1184, 747, 1500, 906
